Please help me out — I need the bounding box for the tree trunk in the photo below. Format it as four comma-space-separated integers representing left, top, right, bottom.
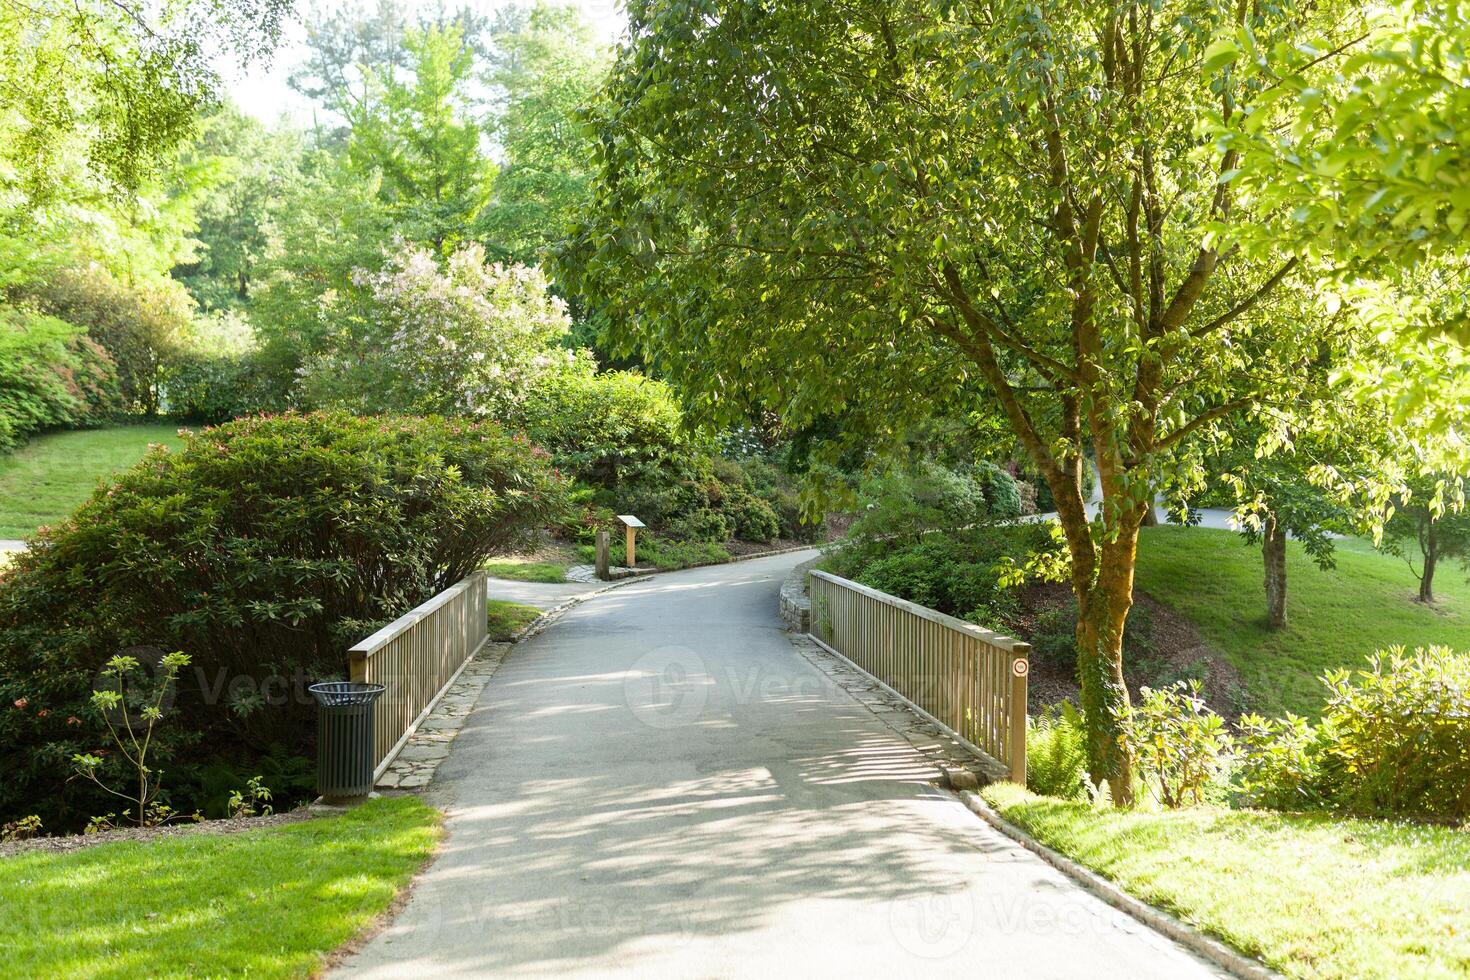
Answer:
1263, 512, 1287, 630
1420, 524, 1438, 603
1073, 525, 1141, 807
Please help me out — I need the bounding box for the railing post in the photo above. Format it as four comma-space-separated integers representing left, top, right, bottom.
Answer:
349, 650, 367, 684
1008, 643, 1030, 785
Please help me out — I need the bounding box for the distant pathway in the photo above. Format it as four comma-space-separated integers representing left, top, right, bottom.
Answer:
339, 551, 1223, 978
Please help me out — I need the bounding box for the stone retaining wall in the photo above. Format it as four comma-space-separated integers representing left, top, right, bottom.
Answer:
779, 555, 819, 632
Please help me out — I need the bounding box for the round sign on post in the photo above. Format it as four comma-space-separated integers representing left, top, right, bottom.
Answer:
1012, 658, 1029, 677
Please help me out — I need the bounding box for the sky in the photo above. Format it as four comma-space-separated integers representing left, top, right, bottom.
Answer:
217, 0, 626, 124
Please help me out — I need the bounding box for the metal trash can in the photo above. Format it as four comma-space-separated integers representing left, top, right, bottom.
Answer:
308, 681, 386, 803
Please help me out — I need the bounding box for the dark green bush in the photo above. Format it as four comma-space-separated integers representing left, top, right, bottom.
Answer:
162, 349, 287, 424
0, 411, 567, 830
721, 487, 781, 542
830, 523, 1052, 627
975, 460, 1021, 519
1027, 702, 1091, 801
666, 506, 733, 543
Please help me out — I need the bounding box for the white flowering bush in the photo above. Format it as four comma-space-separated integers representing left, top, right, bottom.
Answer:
300, 241, 577, 417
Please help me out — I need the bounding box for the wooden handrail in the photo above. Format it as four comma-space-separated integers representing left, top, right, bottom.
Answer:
808, 568, 1028, 783
348, 570, 489, 779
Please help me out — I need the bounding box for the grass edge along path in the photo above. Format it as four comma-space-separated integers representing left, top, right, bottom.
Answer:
0, 796, 441, 978
981, 783, 1470, 980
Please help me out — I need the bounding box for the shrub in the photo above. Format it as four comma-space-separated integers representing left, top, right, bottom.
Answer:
830, 523, 1054, 627
299, 243, 575, 417
0, 308, 122, 449
0, 411, 567, 831
22, 265, 191, 415
1234, 713, 1323, 811
162, 350, 286, 424
975, 460, 1021, 519
1126, 681, 1233, 808
1027, 702, 1091, 801
666, 507, 733, 543
723, 488, 781, 542
1314, 647, 1470, 822
849, 461, 987, 550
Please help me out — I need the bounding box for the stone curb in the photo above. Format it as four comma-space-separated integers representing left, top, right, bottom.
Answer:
957, 791, 1281, 980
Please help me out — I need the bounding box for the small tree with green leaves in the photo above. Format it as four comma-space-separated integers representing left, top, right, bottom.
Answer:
71, 652, 191, 828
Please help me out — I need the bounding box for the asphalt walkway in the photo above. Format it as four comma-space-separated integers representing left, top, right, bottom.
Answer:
339, 551, 1223, 978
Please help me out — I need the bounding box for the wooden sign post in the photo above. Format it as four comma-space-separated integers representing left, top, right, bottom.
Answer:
594, 530, 611, 581
617, 515, 645, 568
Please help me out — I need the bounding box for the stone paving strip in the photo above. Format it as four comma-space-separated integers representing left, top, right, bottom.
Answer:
374, 641, 513, 790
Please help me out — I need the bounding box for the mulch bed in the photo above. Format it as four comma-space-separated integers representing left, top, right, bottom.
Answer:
0, 808, 317, 859
1012, 581, 1245, 718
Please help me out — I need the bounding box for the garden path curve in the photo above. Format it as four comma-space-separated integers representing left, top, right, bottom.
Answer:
337, 551, 1225, 979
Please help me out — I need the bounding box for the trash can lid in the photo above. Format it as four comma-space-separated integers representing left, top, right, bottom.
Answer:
308, 681, 387, 706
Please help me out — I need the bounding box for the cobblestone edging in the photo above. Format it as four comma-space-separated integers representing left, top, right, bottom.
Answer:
787, 633, 1000, 789
779, 555, 820, 632
375, 642, 512, 789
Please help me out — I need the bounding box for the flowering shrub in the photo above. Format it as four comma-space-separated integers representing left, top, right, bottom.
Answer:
0, 411, 567, 830
300, 242, 576, 418
0, 307, 122, 450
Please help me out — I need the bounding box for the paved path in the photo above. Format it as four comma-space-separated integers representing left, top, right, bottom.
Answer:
485, 577, 606, 610
341, 552, 1223, 979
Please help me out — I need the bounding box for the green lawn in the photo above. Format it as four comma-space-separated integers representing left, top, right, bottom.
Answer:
0, 796, 439, 978
0, 425, 187, 538
487, 599, 542, 640
982, 783, 1470, 979
482, 558, 572, 582
1135, 525, 1470, 716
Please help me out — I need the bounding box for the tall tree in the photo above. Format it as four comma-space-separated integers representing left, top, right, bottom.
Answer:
479, 1, 610, 264
564, 0, 1369, 801
345, 24, 494, 250
1383, 476, 1470, 604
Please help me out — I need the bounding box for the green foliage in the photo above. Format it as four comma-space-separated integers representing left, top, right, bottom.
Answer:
299, 242, 573, 418
0, 0, 286, 202
71, 651, 192, 828
974, 461, 1021, 520
1313, 647, 1470, 822
225, 775, 273, 819
1026, 702, 1091, 802
1234, 713, 1323, 812
21, 265, 192, 415
162, 349, 284, 425
345, 24, 493, 250
0, 412, 566, 830
845, 462, 990, 552
665, 507, 733, 544
479, 1, 609, 265
1126, 681, 1233, 809
827, 523, 1053, 627
0, 307, 122, 451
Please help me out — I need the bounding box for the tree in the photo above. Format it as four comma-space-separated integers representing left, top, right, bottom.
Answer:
171, 106, 305, 310
564, 0, 1369, 801
1383, 477, 1470, 604
0, 0, 287, 202
478, 2, 610, 264
344, 24, 494, 250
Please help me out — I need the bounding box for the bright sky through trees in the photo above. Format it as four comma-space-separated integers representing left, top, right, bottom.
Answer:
214, 0, 624, 122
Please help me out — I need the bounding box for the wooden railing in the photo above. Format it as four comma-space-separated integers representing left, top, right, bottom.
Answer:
808, 569, 1029, 783
349, 570, 489, 779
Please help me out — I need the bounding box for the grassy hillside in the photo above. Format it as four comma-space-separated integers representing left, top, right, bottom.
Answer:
1134, 525, 1470, 716
0, 424, 187, 538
